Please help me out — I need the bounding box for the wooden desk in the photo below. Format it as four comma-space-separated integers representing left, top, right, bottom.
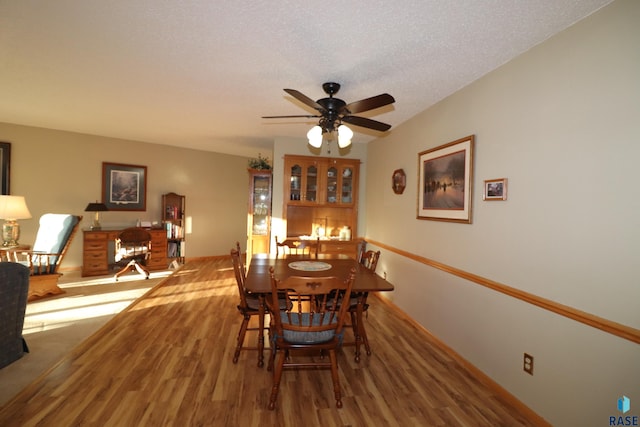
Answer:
82, 228, 168, 276
245, 254, 394, 366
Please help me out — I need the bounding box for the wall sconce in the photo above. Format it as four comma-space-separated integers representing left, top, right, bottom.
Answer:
84, 201, 108, 230
0, 195, 32, 247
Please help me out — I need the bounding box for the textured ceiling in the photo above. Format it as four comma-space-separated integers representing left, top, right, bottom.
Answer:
0, 0, 613, 157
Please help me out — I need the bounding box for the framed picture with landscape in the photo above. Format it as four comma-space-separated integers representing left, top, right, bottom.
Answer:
102, 162, 147, 211
417, 135, 474, 223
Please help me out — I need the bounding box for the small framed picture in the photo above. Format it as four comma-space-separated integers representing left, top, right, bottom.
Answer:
483, 178, 507, 201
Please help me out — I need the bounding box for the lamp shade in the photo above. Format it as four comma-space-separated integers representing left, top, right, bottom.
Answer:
0, 195, 32, 220
85, 201, 108, 230
337, 124, 353, 148
307, 125, 323, 148
85, 202, 108, 212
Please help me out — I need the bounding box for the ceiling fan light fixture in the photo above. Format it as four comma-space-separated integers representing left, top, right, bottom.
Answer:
337, 124, 353, 148
307, 125, 323, 148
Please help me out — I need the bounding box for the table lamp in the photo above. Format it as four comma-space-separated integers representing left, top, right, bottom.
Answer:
85, 201, 108, 230
0, 195, 32, 247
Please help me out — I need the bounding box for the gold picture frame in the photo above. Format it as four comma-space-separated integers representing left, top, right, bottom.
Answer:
417, 135, 474, 223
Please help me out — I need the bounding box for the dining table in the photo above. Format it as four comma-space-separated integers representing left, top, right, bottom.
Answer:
244, 253, 395, 367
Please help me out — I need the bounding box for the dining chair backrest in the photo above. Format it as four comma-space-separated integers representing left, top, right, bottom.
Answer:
360, 250, 380, 273
268, 267, 355, 343
231, 247, 248, 308
275, 237, 319, 258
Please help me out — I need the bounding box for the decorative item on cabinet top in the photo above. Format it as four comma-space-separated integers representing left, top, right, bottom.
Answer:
248, 153, 272, 170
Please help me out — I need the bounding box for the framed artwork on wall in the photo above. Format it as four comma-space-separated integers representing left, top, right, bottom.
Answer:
102, 162, 147, 211
0, 142, 10, 195
417, 135, 474, 223
483, 178, 507, 201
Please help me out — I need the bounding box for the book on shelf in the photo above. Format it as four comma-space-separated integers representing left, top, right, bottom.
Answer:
165, 222, 184, 239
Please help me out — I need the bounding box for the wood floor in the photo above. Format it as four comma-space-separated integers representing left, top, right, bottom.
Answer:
0, 258, 544, 426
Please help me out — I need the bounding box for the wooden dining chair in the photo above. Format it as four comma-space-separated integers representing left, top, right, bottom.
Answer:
275, 236, 319, 258
348, 249, 381, 360
265, 266, 355, 410
231, 245, 266, 366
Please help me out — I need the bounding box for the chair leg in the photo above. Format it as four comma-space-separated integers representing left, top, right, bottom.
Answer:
133, 262, 150, 279
255, 309, 266, 368
359, 313, 372, 356
328, 349, 343, 408
114, 260, 149, 281
233, 313, 250, 363
114, 260, 136, 281
351, 310, 372, 357
268, 349, 286, 410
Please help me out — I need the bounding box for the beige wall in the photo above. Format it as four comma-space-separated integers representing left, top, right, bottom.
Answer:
364, 1, 639, 425
0, 123, 249, 268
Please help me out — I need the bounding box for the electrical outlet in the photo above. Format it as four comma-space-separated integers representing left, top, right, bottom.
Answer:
523, 353, 534, 375
383, 271, 387, 280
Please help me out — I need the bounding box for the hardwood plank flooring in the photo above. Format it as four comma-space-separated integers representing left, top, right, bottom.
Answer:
0, 258, 544, 426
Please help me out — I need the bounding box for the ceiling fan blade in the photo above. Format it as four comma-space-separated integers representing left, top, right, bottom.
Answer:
284, 89, 324, 111
344, 93, 395, 114
342, 115, 392, 132
262, 115, 320, 119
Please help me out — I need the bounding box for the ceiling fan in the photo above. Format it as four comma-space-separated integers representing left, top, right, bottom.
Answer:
262, 82, 395, 148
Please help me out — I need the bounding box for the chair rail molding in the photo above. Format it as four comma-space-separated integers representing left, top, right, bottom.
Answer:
365, 238, 640, 345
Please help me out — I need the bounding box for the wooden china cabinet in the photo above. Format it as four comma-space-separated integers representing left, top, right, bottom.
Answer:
283, 155, 360, 257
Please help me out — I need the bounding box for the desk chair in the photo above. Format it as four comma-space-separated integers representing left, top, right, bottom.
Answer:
266, 267, 355, 410
275, 236, 319, 258
114, 227, 151, 281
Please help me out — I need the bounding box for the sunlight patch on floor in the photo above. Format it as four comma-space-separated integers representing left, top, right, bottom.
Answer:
23, 270, 174, 335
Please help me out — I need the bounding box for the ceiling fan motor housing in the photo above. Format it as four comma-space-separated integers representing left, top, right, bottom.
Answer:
317, 97, 346, 132
263, 81, 394, 133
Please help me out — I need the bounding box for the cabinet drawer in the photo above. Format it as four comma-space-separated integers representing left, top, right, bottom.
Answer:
83, 259, 108, 269
84, 241, 107, 251
320, 243, 357, 252
82, 259, 109, 273
84, 232, 109, 241
84, 251, 106, 262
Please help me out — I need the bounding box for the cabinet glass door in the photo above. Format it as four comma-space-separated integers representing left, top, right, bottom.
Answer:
326, 166, 338, 203
252, 175, 271, 236
305, 165, 318, 202
340, 166, 354, 204
289, 164, 302, 201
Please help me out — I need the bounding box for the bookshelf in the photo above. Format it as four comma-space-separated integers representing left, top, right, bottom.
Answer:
162, 192, 186, 265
